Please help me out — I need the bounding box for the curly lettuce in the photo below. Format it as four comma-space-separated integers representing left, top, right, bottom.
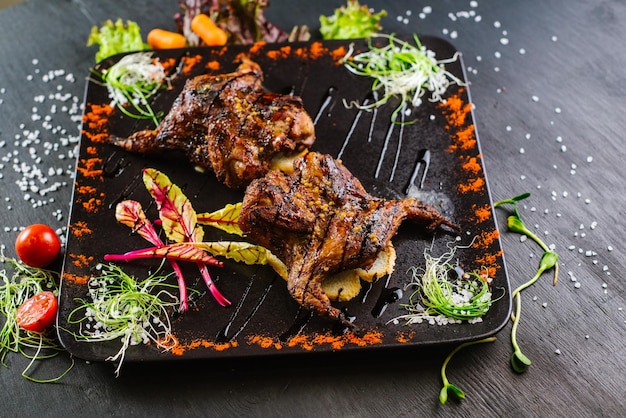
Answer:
87, 19, 149, 62
319, 0, 386, 40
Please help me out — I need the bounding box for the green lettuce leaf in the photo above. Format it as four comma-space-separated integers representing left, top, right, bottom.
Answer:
319, 0, 386, 40
87, 18, 149, 62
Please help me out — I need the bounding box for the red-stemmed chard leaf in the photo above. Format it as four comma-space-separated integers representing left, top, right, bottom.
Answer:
142, 168, 230, 307
103, 242, 225, 265
143, 167, 204, 243
114, 199, 190, 312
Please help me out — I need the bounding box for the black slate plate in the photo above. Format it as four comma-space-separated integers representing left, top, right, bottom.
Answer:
57, 37, 511, 362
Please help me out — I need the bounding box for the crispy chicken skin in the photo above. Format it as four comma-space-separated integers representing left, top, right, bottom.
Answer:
107, 57, 315, 189
238, 152, 458, 326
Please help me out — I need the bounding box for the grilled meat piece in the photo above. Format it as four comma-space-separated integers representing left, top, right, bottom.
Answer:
108, 57, 315, 189
238, 152, 458, 326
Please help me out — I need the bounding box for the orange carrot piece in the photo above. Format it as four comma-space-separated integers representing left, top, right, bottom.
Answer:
191, 14, 228, 46
147, 29, 187, 49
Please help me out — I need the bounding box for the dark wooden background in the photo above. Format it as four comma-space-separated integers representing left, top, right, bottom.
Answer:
0, 0, 624, 416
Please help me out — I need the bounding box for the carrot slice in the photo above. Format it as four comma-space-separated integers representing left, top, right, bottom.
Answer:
191, 14, 228, 46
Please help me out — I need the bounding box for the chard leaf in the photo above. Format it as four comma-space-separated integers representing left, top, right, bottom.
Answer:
113, 199, 192, 312
115, 200, 162, 245
197, 203, 243, 236
193, 241, 268, 265
142, 168, 203, 243
104, 242, 223, 266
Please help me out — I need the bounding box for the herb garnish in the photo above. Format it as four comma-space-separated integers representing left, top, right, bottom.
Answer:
439, 337, 497, 404
494, 193, 559, 373
94, 52, 168, 127
0, 255, 73, 382
391, 243, 499, 326
67, 263, 182, 376
342, 33, 463, 122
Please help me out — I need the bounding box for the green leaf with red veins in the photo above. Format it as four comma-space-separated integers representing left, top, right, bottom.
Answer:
142, 168, 203, 243
197, 202, 244, 236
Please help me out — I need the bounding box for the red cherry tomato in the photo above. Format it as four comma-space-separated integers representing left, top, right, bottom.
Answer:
15, 224, 61, 268
16, 291, 58, 332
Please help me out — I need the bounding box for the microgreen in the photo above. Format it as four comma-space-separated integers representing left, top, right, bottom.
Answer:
342, 33, 463, 122
67, 263, 181, 376
439, 337, 497, 404
390, 244, 499, 326
494, 193, 560, 373
93, 52, 167, 127
0, 254, 73, 382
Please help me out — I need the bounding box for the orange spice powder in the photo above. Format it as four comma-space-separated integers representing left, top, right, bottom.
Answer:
76, 157, 103, 179
395, 329, 417, 344
458, 177, 484, 194
82, 103, 114, 143
62, 272, 90, 285
70, 220, 93, 238
266, 45, 292, 61
462, 156, 482, 174
473, 204, 492, 223
69, 253, 95, 268
308, 41, 327, 60
169, 338, 239, 356
182, 54, 203, 74
79, 194, 105, 214
206, 60, 221, 71
160, 57, 177, 73
248, 41, 266, 55
330, 46, 348, 64
439, 91, 472, 128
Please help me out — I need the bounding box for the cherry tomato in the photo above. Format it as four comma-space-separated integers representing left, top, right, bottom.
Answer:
16, 291, 58, 332
15, 224, 61, 268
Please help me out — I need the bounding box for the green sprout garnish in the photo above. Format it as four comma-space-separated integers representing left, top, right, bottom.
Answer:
342, 33, 464, 122
93, 52, 168, 127
439, 337, 497, 404
390, 243, 500, 326
0, 255, 74, 382
67, 263, 187, 376
494, 193, 560, 373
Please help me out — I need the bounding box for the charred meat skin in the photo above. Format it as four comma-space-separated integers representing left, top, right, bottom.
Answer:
238, 152, 458, 325
107, 58, 315, 189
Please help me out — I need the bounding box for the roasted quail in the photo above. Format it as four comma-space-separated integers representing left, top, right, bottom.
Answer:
238, 152, 458, 326
107, 57, 315, 189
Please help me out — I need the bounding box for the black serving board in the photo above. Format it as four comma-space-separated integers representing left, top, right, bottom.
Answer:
57, 37, 511, 362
